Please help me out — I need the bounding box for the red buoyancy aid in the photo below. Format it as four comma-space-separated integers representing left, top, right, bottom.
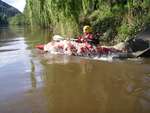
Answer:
77, 33, 94, 43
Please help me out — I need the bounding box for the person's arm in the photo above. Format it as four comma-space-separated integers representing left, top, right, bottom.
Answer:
76, 35, 83, 43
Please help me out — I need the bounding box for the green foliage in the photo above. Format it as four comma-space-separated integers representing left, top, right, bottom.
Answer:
0, 0, 21, 26
0, 13, 8, 25
24, 0, 150, 42
9, 14, 27, 25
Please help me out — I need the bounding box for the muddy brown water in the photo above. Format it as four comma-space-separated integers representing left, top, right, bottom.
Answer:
0, 27, 150, 113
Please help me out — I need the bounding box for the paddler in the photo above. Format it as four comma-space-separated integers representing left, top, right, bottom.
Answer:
76, 25, 100, 46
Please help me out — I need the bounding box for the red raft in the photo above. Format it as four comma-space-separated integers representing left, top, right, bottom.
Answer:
35, 44, 44, 50
35, 40, 122, 57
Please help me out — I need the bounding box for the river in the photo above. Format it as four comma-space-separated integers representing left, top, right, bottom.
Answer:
0, 27, 150, 113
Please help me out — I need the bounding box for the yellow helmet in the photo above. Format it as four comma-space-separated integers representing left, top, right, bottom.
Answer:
83, 25, 92, 33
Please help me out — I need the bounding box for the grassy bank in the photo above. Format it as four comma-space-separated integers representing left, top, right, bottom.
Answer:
22, 0, 150, 42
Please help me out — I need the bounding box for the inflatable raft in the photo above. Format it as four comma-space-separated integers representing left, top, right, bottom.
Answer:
35, 35, 123, 58
35, 35, 150, 58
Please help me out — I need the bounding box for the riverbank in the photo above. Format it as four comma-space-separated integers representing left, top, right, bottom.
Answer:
20, 0, 150, 43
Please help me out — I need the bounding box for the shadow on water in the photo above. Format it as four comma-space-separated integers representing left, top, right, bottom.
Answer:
0, 26, 150, 113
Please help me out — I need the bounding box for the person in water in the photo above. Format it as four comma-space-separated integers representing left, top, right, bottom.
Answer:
76, 25, 100, 46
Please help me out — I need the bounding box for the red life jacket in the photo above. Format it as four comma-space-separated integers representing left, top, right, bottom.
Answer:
77, 33, 100, 45
77, 33, 94, 43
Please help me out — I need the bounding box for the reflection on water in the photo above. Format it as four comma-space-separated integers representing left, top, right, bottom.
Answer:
41, 59, 150, 113
0, 27, 150, 113
30, 60, 37, 88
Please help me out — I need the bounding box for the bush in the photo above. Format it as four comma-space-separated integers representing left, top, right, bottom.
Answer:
9, 14, 27, 26
23, 0, 150, 42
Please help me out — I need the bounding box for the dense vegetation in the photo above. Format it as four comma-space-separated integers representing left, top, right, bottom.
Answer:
0, 0, 21, 26
0, 13, 8, 25
24, 0, 150, 42
9, 14, 27, 26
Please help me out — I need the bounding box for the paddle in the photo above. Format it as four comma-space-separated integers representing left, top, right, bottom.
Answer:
132, 47, 150, 57
52, 35, 78, 41
125, 36, 150, 57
